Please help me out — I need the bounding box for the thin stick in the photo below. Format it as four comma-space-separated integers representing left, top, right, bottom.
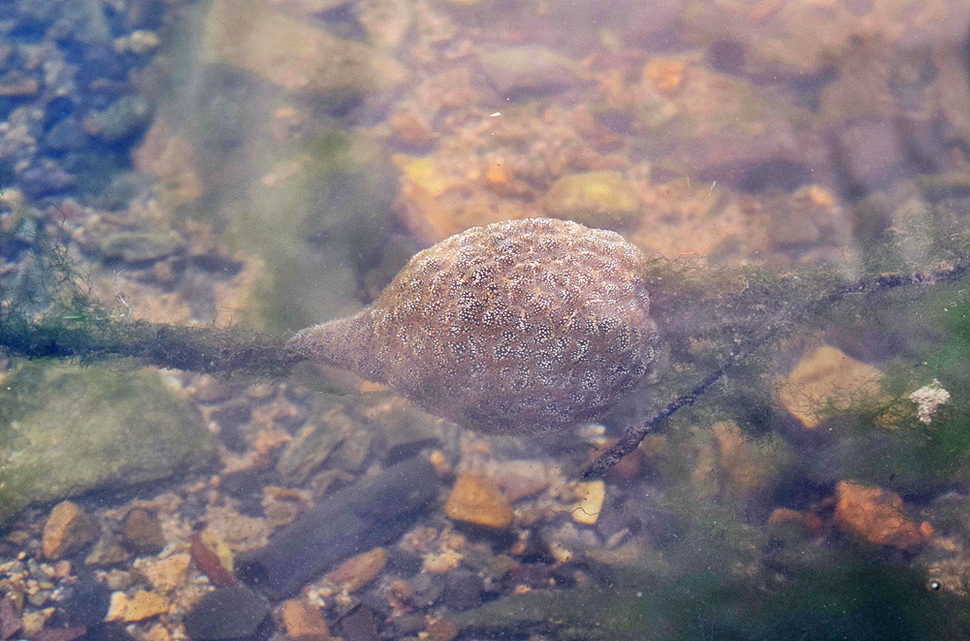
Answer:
583, 261, 970, 478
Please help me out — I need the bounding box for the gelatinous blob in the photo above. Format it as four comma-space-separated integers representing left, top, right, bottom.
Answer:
290, 218, 661, 435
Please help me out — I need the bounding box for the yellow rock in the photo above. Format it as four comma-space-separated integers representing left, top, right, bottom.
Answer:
542, 171, 641, 230
776, 345, 883, 428
570, 481, 605, 525
126, 590, 170, 622
444, 474, 514, 529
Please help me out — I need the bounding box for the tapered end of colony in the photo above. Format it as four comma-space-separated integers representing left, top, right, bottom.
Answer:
288, 311, 384, 383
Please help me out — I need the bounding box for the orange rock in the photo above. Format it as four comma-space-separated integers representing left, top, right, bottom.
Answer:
642, 58, 686, 94
325, 548, 386, 593
42, 501, 97, 560
280, 600, 330, 641
767, 507, 823, 535
444, 474, 514, 529
426, 616, 459, 641
834, 481, 927, 549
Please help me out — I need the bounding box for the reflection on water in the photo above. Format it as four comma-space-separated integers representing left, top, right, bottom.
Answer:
2, 0, 970, 639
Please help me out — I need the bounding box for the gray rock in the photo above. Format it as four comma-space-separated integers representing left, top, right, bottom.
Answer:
478, 46, 583, 99
93, 94, 153, 144
17, 160, 75, 198
0, 363, 216, 526
100, 231, 184, 263
238, 456, 439, 599
182, 586, 270, 641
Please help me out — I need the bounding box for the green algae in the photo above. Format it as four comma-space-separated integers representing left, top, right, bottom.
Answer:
0, 362, 216, 526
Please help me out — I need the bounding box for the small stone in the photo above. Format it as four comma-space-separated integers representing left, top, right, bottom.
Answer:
776, 345, 883, 428
123, 590, 170, 622
182, 586, 270, 641
91, 94, 154, 144
642, 58, 686, 94
42, 502, 96, 560
325, 548, 386, 593
101, 232, 184, 263
339, 606, 378, 641
542, 171, 641, 230
280, 599, 330, 641
123, 510, 166, 554
444, 474, 514, 530
834, 481, 927, 549
425, 616, 458, 641
135, 554, 191, 594
189, 530, 236, 588
85, 530, 130, 567
570, 481, 605, 525
478, 46, 582, 99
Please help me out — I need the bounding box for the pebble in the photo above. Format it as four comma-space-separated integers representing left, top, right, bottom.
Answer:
182, 585, 270, 641
133, 553, 191, 594
42, 501, 96, 560
570, 480, 605, 525
101, 231, 184, 263
280, 599, 330, 641
122, 509, 166, 554
425, 616, 459, 641
478, 46, 582, 99
325, 548, 386, 593
105, 589, 170, 622
189, 529, 236, 588
642, 58, 686, 94
834, 481, 930, 550
444, 474, 514, 530
542, 171, 641, 230
340, 605, 379, 641
776, 345, 883, 428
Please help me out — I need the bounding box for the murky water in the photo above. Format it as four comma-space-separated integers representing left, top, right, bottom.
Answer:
2, 1, 970, 640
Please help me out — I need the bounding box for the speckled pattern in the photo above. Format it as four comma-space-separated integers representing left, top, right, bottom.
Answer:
290, 218, 661, 435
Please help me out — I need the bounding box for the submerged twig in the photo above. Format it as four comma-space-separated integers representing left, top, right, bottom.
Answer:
583, 261, 970, 477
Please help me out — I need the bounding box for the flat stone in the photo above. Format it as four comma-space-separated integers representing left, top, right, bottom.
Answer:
0, 364, 216, 527
237, 456, 438, 599
325, 548, 386, 593
444, 474, 514, 530
123, 590, 170, 622
280, 599, 330, 641
776, 345, 883, 428
202, 0, 408, 97
182, 586, 270, 641
101, 231, 184, 263
42, 501, 96, 560
834, 481, 929, 550
478, 46, 582, 99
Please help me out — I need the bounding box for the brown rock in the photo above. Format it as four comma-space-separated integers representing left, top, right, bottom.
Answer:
834, 481, 927, 549
42, 502, 97, 560
280, 599, 330, 641
189, 530, 235, 588
325, 548, 386, 593
123, 510, 166, 555
425, 616, 459, 641
444, 474, 514, 530
776, 345, 883, 428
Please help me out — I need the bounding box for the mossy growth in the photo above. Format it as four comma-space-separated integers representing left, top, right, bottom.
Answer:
0, 217, 301, 379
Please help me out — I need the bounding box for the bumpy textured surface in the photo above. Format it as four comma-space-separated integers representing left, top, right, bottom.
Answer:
290, 218, 661, 435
